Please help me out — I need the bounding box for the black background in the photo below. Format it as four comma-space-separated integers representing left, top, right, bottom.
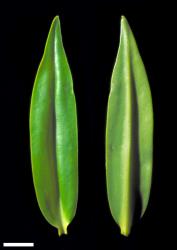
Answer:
0, 0, 175, 249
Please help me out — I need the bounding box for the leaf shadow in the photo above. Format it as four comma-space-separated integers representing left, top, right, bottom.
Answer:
130, 67, 142, 226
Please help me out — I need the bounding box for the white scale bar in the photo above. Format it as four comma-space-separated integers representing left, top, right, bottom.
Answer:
3, 243, 34, 247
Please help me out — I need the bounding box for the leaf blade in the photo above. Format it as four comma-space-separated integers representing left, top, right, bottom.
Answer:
30, 16, 78, 235
106, 16, 153, 236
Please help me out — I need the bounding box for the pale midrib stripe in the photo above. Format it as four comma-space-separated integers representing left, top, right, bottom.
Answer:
54, 29, 69, 234
119, 28, 132, 236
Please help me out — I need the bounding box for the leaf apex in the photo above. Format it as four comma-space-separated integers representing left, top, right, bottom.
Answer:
53, 15, 60, 23
120, 15, 129, 30
49, 16, 61, 35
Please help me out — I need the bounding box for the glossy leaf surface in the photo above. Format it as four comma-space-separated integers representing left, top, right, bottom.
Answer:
106, 16, 153, 236
30, 16, 78, 236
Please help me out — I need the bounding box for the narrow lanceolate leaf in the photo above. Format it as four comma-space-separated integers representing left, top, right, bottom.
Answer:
106, 16, 153, 236
30, 16, 78, 236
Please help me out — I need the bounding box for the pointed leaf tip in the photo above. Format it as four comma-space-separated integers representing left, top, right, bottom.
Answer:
53, 15, 60, 24
121, 15, 126, 25
50, 16, 61, 33
120, 16, 130, 34
121, 15, 126, 22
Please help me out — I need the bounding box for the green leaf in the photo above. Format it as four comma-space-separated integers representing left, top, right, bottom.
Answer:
106, 16, 153, 236
30, 16, 78, 236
